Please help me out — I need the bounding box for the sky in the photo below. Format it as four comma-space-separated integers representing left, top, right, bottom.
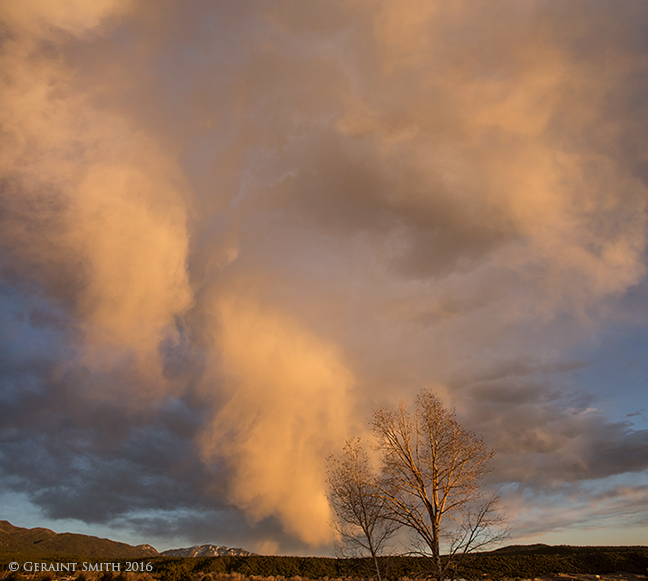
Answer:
1, 0, 647, 556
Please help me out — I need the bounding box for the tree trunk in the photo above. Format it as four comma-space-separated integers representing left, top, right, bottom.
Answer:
372, 553, 382, 581
432, 519, 442, 581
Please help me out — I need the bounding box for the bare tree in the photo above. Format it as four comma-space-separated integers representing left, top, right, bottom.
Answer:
371, 390, 508, 580
327, 438, 400, 581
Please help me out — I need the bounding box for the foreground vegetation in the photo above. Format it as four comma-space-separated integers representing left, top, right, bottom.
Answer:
1, 546, 647, 581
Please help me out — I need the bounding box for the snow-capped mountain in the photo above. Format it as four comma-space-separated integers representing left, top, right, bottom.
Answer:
162, 544, 254, 557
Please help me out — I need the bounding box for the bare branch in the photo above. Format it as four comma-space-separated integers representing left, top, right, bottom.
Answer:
370, 390, 509, 581
327, 438, 401, 581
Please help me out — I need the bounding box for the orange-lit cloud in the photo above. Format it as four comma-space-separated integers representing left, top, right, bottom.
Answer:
1, 0, 648, 553
0, 0, 193, 388
199, 293, 354, 547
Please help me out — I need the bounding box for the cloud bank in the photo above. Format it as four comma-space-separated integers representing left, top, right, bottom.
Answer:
1, 0, 648, 553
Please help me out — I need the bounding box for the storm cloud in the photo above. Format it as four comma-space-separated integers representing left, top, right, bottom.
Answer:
2, 0, 648, 553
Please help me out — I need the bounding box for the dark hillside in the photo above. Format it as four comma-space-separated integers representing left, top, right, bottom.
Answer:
458, 545, 648, 578
0, 521, 158, 559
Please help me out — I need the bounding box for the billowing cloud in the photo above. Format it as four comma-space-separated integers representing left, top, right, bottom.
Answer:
2, 0, 648, 553
199, 293, 354, 545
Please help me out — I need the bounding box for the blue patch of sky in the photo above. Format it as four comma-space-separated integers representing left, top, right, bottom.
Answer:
566, 323, 648, 426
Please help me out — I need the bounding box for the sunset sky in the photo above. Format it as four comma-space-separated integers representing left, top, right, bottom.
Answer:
1, 0, 647, 555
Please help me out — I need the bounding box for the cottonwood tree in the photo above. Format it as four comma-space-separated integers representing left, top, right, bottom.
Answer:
327, 438, 400, 581
371, 390, 508, 580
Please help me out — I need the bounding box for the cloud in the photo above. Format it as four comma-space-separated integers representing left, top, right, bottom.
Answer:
2, 0, 648, 553
198, 293, 354, 546
0, 0, 129, 36
503, 474, 648, 541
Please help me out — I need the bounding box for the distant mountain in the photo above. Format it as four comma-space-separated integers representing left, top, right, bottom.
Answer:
489, 543, 553, 554
0, 521, 254, 560
0, 521, 159, 558
162, 544, 254, 557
